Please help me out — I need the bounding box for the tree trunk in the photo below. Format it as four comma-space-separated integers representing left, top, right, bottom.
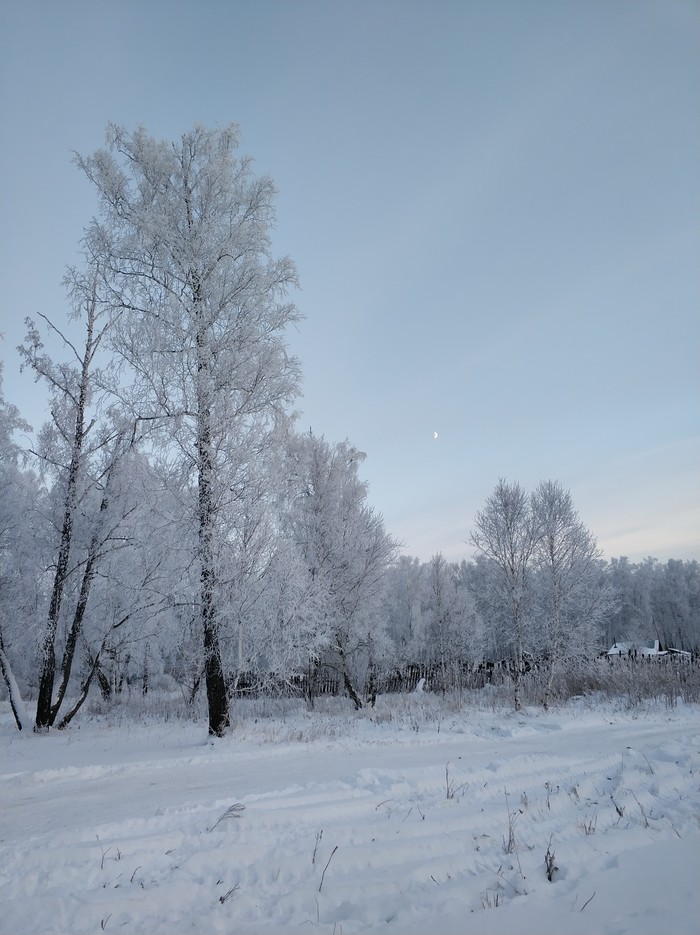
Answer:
35, 437, 83, 730
199, 433, 229, 735
334, 640, 363, 710
543, 664, 554, 712
365, 660, 377, 708
343, 669, 363, 710
543, 590, 561, 712
56, 650, 102, 730
195, 281, 230, 737
513, 669, 523, 712
49, 549, 98, 724
204, 629, 229, 735
512, 593, 524, 712
188, 672, 201, 705
48, 451, 123, 725
0, 629, 29, 731
34, 302, 94, 731
304, 658, 318, 710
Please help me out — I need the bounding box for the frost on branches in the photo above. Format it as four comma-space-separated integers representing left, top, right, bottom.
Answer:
78, 125, 302, 735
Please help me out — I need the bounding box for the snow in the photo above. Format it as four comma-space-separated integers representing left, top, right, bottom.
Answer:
1, 694, 699, 935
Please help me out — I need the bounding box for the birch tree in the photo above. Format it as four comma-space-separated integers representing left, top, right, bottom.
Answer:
382, 556, 425, 666
283, 433, 397, 709
0, 363, 36, 729
655, 559, 700, 652
423, 554, 478, 693
530, 480, 611, 709
216, 450, 325, 695
18, 263, 137, 730
78, 125, 301, 734
471, 479, 536, 710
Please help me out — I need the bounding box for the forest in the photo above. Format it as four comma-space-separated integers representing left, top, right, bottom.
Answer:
1, 126, 698, 735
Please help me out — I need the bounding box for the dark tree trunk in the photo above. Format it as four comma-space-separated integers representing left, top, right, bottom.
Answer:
343, 670, 363, 710
35, 460, 81, 729
335, 641, 363, 711
49, 550, 98, 725
97, 663, 112, 699
188, 672, 201, 705
35, 420, 85, 730
56, 650, 102, 730
46, 450, 122, 726
304, 658, 318, 710
200, 502, 228, 736
194, 270, 230, 738
0, 629, 26, 731
204, 616, 229, 735
365, 662, 377, 708
34, 298, 95, 732
198, 421, 230, 735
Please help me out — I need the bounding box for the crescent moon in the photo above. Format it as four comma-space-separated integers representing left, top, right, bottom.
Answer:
433, 431, 438, 440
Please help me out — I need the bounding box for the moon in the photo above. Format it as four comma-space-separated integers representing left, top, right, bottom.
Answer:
433, 431, 438, 440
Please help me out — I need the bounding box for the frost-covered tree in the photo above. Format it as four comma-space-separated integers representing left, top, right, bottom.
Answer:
530, 480, 613, 708
17, 264, 141, 730
606, 556, 638, 647
452, 559, 487, 666
213, 445, 326, 695
382, 555, 425, 666
604, 557, 699, 653
423, 553, 481, 692
283, 432, 397, 709
463, 553, 506, 664
471, 479, 536, 710
424, 554, 453, 692
0, 362, 38, 729
78, 125, 301, 735
654, 559, 700, 652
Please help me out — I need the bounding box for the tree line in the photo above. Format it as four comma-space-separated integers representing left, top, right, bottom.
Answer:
1, 125, 698, 733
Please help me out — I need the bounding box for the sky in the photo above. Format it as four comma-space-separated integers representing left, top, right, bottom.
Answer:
1, 0, 698, 565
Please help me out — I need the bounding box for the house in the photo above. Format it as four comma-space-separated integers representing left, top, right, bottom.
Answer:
607, 641, 633, 656
607, 640, 667, 657
640, 639, 666, 656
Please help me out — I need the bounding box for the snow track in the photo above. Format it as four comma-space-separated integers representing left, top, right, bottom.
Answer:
1, 700, 699, 934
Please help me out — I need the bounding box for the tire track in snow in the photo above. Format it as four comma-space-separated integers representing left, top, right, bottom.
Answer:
1, 711, 699, 934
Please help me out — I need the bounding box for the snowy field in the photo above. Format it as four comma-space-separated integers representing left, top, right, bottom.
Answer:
1, 694, 698, 935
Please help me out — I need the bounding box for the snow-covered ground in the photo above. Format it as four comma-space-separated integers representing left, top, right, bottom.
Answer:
1, 693, 698, 935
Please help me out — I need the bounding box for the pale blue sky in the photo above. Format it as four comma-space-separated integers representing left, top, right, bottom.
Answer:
1, 0, 698, 563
